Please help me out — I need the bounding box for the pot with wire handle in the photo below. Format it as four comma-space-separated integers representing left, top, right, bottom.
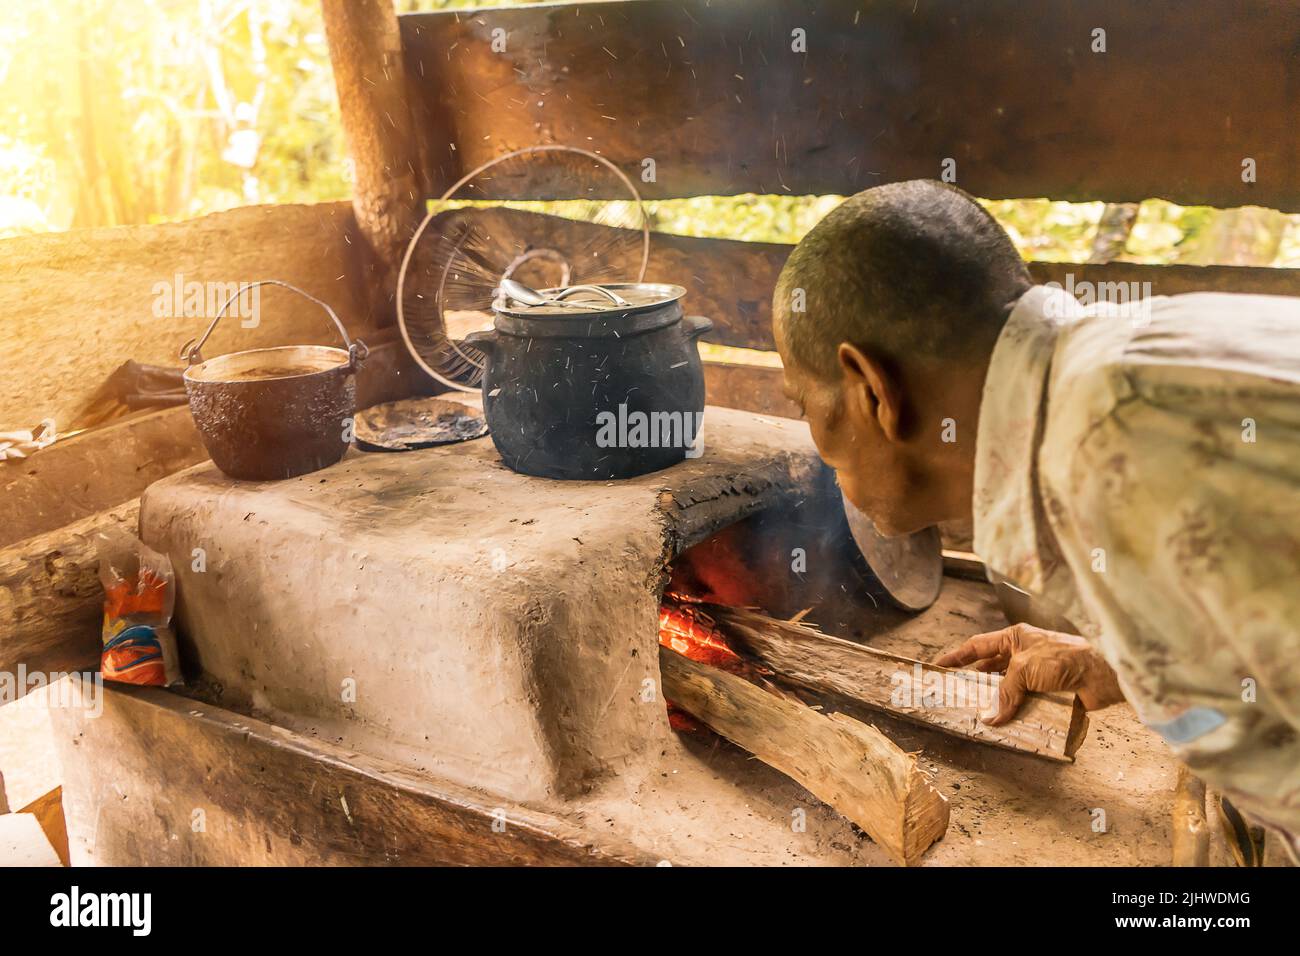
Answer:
465, 282, 713, 480
179, 280, 368, 481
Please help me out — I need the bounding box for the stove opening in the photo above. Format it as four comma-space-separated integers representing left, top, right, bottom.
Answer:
656, 496, 884, 732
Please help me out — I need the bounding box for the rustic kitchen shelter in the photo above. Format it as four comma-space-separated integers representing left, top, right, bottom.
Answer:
2, 0, 1297, 866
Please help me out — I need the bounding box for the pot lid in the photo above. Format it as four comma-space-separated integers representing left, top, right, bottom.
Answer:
493, 282, 685, 318
841, 491, 944, 611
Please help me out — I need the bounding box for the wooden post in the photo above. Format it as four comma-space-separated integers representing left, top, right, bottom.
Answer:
320, 0, 425, 321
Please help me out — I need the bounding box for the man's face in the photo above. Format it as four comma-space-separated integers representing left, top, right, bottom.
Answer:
776, 321, 919, 538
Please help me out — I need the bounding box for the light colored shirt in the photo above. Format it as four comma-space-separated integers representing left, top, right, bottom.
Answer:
973, 284, 1300, 846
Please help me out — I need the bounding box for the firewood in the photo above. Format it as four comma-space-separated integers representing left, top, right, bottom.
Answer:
659, 646, 949, 866
700, 604, 1089, 762
0, 501, 137, 681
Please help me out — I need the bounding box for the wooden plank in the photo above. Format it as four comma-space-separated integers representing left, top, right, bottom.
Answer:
400, 0, 1300, 210
704, 361, 796, 418
941, 549, 986, 581
702, 604, 1089, 762
0, 501, 137, 682
0, 202, 374, 433
0, 408, 203, 549
48, 685, 652, 866
659, 645, 948, 865
415, 209, 1300, 352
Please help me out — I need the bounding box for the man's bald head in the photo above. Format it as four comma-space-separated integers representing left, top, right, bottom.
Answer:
775, 181, 1032, 380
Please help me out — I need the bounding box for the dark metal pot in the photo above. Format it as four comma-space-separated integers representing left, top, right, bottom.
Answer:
464, 283, 713, 480
179, 280, 368, 482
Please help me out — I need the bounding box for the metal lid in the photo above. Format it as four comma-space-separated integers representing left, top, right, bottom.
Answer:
492, 282, 685, 318
841, 491, 943, 612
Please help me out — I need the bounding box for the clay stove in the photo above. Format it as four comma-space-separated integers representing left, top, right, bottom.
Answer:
125, 405, 890, 862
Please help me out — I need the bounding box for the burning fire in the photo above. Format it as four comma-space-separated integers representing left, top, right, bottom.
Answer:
658, 595, 763, 732
658, 598, 748, 674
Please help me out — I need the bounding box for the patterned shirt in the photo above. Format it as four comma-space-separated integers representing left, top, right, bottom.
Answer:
973, 284, 1300, 846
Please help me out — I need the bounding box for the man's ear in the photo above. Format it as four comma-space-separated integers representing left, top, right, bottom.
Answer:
837, 342, 903, 442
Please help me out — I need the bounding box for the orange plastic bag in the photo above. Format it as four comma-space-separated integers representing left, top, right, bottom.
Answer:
97, 533, 181, 686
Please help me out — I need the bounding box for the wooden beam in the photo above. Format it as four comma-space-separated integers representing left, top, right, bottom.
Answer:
0, 408, 203, 549
703, 361, 797, 419
0, 501, 137, 683
48, 684, 652, 866
322, 0, 427, 315
1026, 260, 1300, 300
702, 604, 1089, 762
400, 0, 1300, 210
659, 645, 948, 865
415, 209, 1300, 353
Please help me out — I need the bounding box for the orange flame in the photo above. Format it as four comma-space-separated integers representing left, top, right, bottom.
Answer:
659, 596, 764, 732
658, 601, 748, 673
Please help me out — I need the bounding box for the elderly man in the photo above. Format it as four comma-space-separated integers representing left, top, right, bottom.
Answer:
773, 179, 1300, 858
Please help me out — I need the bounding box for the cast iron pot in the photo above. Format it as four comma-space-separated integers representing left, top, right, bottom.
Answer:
179, 280, 368, 481
464, 283, 713, 480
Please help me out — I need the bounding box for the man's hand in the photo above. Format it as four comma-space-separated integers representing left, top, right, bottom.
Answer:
934, 623, 1125, 725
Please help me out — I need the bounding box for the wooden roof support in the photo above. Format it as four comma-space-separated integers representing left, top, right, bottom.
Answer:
321, 0, 426, 321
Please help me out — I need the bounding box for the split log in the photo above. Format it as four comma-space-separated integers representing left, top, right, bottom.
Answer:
0, 501, 136, 683
659, 645, 948, 866
702, 604, 1089, 762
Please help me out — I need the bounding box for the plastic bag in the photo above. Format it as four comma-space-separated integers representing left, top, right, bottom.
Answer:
97, 532, 182, 686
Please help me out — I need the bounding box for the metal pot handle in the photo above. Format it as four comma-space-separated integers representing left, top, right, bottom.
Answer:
682, 315, 714, 340
178, 280, 369, 372
461, 329, 496, 356
550, 284, 631, 307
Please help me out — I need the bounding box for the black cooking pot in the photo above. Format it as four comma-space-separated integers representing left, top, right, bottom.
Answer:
463, 283, 713, 480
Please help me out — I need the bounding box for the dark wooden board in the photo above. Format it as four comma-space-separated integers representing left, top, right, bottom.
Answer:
419, 208, 1300, 351
401, 0, 1300, 209
49, 684, 653, 866
704, 361, 796, 419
